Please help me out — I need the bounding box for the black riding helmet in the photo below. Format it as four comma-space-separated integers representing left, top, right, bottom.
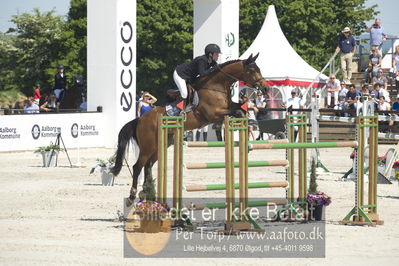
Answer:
57, 64, 64, 69
204, 43, 221, 55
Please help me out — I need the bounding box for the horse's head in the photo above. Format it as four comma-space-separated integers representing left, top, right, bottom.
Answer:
241, 53, 267, 91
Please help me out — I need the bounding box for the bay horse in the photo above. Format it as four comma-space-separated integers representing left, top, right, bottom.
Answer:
111, 53, 266, 206
59, 76, 85, 110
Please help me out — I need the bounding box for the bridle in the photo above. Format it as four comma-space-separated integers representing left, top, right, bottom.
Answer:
218, 64, 266, 89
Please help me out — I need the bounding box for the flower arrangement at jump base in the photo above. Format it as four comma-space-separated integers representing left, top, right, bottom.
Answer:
307, 159, 332, 221
307, 192, 332, 207
89, 157, 115, 186
393, 161, 399, 181
129, 200, 172, 233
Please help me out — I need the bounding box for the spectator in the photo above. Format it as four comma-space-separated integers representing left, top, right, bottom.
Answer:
374, 83, 390, 103
135, 90, 147, 116
378, 96, 393, 128
212, 122, 223, 141
283, 91, 303, 140
365, 18, 387, 54
137, 92, 157, 117
364, 48, 382, 83
343, 84, 361, 113
335, 80, 349, 111
392, 95, 399, 111
378, 96, 391, 111
40, 94, 57, 112
372, 69, 388, 91
326, 74, 341, 108
33, 83, 41, 105
284, 90, 303, 112
253, 91, 267, 140
391, 45, 399, 87
24, 97, 39, 114
39, 93, 48, 107
54, 64, 67, 106
335, 27, 356, 84
360, 84, 370, 96
80, 96, 87, 112
242, 95, 258, 140
194, 126, 208, 141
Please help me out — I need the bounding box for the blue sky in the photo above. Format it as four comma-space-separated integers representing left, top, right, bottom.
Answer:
0, 0, 397, 36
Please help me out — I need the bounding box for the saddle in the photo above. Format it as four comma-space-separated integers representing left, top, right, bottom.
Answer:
165, 84, 199, 116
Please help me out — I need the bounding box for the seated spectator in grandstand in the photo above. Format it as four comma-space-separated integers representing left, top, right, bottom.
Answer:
335, 81, 349, 111
360, 83, 370, 96
33, 83, 41, 105
253, 91, 267, 140
40, 94, 57, 112
378, 96, 391, 111
137, 92, 157, 117
374, 83, 390, 103
372, 69, 388, 90
24, 97, 40, 114
343, 84, 361, 112
391, 45, 399, 87
326, 75, 341, 108
364, 48, 381, 83
392, 95, 399, 111
379, 96, 393, 127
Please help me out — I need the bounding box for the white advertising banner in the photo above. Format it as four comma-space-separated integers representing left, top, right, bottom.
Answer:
0, 113, 105, 151
87, 0, 136, 147
194, 0, 239, 102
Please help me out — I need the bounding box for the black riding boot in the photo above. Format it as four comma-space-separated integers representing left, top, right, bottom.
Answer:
203, 132, 207, 141
195, 131, 201, 141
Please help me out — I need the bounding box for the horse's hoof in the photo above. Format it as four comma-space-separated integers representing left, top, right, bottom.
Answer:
138, 191, 146, 201
125, 197, 134, 207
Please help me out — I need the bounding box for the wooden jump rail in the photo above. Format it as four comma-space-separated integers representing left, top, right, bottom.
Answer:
185, 181, 289, 192
318, 114, 399, 123
185, 139, 289, 147
185, 160, 288, 169
250, 141, 358, 150
189, 199, 289, 211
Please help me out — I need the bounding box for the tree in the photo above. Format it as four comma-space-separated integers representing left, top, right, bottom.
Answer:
62, 0, 87, 83
136, 0, 193, 103
239, 0, 377, 70
4, 9, 65, 95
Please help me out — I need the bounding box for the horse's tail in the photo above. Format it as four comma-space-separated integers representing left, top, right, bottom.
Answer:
111, 118, 139, 176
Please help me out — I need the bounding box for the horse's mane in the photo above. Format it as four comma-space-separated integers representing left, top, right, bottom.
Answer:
193, 59, 243, 87
217, 59, 242, 69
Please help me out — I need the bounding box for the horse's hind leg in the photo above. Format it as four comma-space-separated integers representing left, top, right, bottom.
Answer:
126, 160, 143, 207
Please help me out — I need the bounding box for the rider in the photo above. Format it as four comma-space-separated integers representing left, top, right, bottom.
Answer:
173, 43, 221, 109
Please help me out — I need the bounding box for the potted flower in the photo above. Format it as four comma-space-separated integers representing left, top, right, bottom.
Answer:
307, 159, 332, 221
34, 143, 62, 167
393, 161, 399, 181
90, 157, 115, 186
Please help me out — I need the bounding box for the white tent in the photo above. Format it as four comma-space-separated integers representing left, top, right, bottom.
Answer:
240, 5, 327, 102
